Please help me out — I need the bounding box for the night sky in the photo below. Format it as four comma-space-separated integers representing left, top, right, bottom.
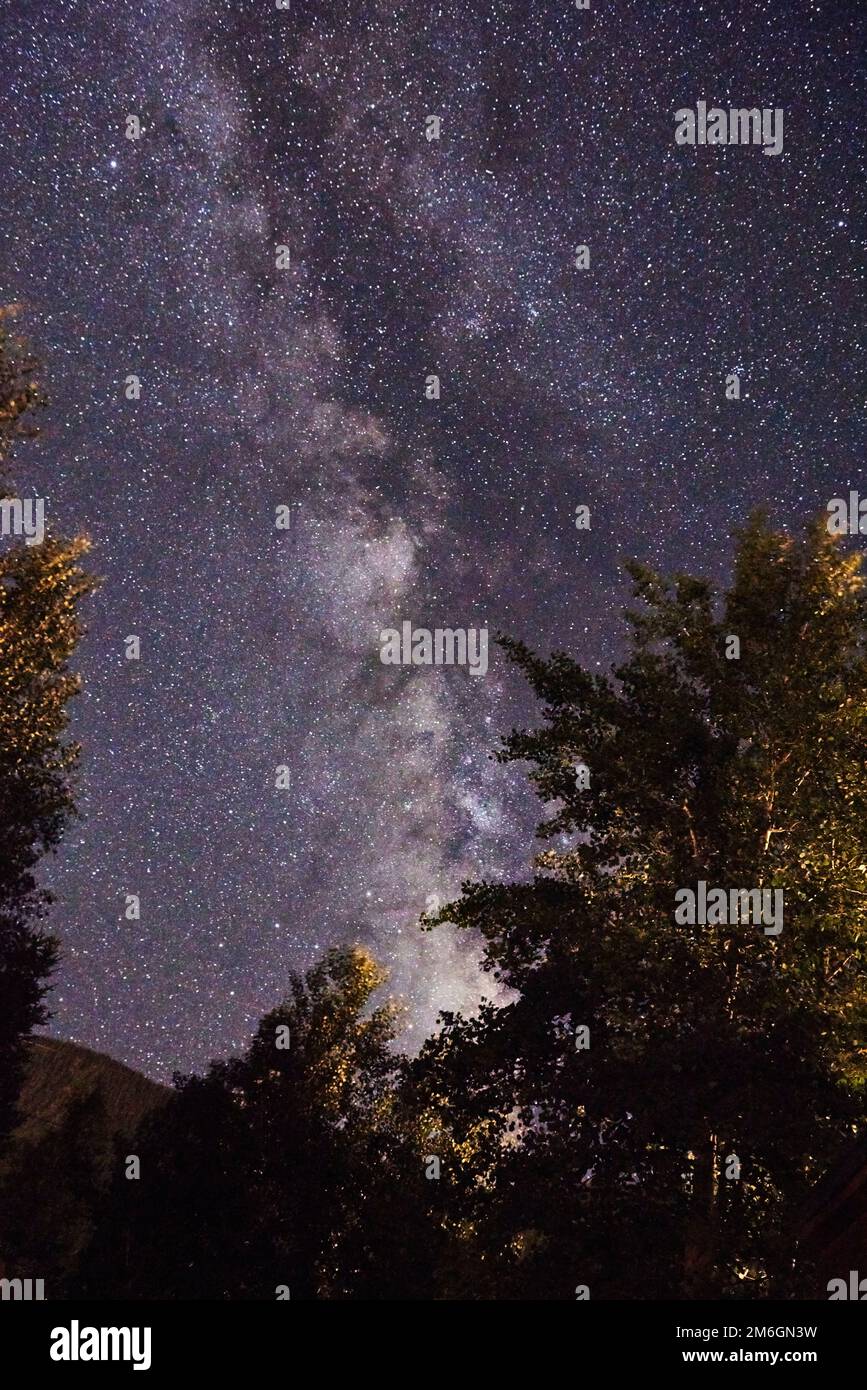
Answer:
0, 0, 862, 1080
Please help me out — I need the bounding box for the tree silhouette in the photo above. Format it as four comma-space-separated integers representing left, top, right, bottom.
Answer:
79, 946, 436, 1299
422, 514, 867, 1298
0, 1088, 110, 1292
0, 314, 95, 1141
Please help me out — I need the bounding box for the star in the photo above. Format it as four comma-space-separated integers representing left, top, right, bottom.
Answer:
0, 0, 859, 1079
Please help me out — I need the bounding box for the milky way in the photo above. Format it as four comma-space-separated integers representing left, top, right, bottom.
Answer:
0, 0, 862, 1078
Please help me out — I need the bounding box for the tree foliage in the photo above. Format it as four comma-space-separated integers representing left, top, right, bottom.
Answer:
0, 313, 95, 1140
81, 946, 446, 1299
422, 514, 867, 1297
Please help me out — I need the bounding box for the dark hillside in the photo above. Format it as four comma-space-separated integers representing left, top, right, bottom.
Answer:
13, 1036, 168, 1150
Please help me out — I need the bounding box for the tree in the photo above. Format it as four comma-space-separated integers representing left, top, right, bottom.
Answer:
0, 1089, 110, 1293
424, 514, 867, 1299
0, 311, 95, 1140
79, 946, 435, 1299
0, 307, 44, 470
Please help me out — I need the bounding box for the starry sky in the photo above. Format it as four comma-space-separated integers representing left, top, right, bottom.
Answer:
0, 0, 863, 1080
